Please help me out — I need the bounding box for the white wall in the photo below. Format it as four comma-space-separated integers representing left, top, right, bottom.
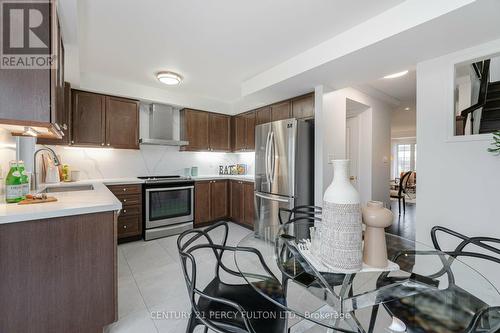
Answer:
321, 87, 392, 206
314, 86, 324, 207
391, 107, 416, 138
416, 38, 500, 288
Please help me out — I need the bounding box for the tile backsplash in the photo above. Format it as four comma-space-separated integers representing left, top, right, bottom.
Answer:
0, 129, 255, 180
50, 145, 254, 180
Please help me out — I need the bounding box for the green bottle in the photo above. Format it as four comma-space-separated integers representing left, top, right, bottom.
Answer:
18, 160, 29, 197
5, 161, 23, 203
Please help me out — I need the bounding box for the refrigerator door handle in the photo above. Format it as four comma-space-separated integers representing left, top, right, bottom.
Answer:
264, 131, 271, 184
255, 192, 290, 203
269, 131, 276, 183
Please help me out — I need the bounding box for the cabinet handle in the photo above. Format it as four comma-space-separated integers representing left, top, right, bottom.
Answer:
123, 188, 127, 192
107, 143, 110, 146
123, 199, 127, 202
123, 225, 127, 229
101, 143, 105, 146
123, 209, 127, 213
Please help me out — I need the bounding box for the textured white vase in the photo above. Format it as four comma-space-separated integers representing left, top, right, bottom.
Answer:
320, 159, 363, 273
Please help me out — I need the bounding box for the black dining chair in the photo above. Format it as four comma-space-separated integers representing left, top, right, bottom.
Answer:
278, 205, 323, 225
177, 221, 288, 333
390, 171, 412, 215
368, 226, 500, 333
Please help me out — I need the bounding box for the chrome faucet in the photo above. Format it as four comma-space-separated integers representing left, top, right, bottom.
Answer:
33, 146, 61, 191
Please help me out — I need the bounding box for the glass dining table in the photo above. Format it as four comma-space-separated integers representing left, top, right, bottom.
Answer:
234, 221, 500, 333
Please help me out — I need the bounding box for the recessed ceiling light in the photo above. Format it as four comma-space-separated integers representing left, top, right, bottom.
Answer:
383, 70, 409, 79
156, 71, 182, 85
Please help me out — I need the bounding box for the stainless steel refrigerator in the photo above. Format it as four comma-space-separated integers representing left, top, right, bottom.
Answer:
254, 118, 314, 238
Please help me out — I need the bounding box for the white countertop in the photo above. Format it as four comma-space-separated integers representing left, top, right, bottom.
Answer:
0, 175, 254, 224
0, 180, 123, 225
191, 175, 255, 182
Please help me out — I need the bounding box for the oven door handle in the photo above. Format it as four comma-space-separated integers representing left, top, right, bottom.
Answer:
146, 186, 194, 193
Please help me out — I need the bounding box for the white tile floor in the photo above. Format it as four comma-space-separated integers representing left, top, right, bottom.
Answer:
104, 222, 253, 333
105, 222, 387, 333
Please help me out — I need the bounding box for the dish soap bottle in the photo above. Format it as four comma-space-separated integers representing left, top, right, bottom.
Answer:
5, 161, 24, 203
62, 164, 71, 182
17, 160, 30, 197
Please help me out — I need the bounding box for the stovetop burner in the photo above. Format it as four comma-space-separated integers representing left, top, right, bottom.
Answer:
138, 175, 192, 184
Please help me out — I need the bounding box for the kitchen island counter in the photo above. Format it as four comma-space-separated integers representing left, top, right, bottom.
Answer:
0, 180, 123, 224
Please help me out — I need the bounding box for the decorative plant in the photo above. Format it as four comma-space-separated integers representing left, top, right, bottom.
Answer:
487, 130, 500, 155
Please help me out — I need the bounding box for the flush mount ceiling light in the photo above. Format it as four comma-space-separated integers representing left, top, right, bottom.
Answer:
404, 107, 410, 111
383, 70, 409, 79
156, 71, 182, 85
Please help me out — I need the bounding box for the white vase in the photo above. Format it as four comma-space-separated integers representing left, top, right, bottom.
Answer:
320, 159, 363, 273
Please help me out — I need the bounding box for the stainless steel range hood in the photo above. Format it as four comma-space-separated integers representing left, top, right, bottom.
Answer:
139, 103, 188, 146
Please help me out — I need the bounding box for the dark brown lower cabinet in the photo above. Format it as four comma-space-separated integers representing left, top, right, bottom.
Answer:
194, 180, 229, 226
194, 181, 211, 226
230, 180, 243, 224
211, 180, 229, 220
106, 184, 142, 242
0, 211, 117, 333
242, 182, 255, 227
195, 179, 253, 228
229, 180, 255, 228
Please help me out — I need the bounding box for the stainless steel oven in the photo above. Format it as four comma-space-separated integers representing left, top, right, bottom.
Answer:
140, 176, 194, 240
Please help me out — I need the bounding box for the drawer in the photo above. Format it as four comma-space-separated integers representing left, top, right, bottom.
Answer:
120, 205, 141, 217
107, 184, 141, 195
115, 194, 141, 206
117, 215, 141, 238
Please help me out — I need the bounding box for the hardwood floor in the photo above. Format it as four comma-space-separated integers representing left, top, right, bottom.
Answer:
386, 200, 416, 241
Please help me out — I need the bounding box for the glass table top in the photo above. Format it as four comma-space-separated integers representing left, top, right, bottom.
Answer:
234, 221, 500, 333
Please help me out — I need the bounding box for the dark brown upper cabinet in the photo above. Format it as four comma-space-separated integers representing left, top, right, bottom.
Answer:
38, 82, 71, 146
209, 113, 231, 151
232, 111, 255, 151
0, 5, 64, 139
180, 109, 210, 151
72, 90, 139, 149
232, 115, 246, 151
105, 96, 139, 149
271, 101, 292, 122
292, 93, 315, 119
180, 109, 231, 152
244, 112, 256, 150
256, 106, 271, 125
72, 90, 106, 147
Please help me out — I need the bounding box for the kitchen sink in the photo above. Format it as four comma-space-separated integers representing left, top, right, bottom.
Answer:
39, 184, 95, 193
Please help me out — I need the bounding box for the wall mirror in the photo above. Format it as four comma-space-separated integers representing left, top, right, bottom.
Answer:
454, 53, 500, 136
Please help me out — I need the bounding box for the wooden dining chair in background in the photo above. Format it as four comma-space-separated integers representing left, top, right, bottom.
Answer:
390, 171, 413, 215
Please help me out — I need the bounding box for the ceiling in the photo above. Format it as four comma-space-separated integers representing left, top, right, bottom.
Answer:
76, 0, 404, 103
362, 70, 416, 109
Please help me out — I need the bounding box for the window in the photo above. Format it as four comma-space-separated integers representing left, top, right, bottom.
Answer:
397, 144, 411, 176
